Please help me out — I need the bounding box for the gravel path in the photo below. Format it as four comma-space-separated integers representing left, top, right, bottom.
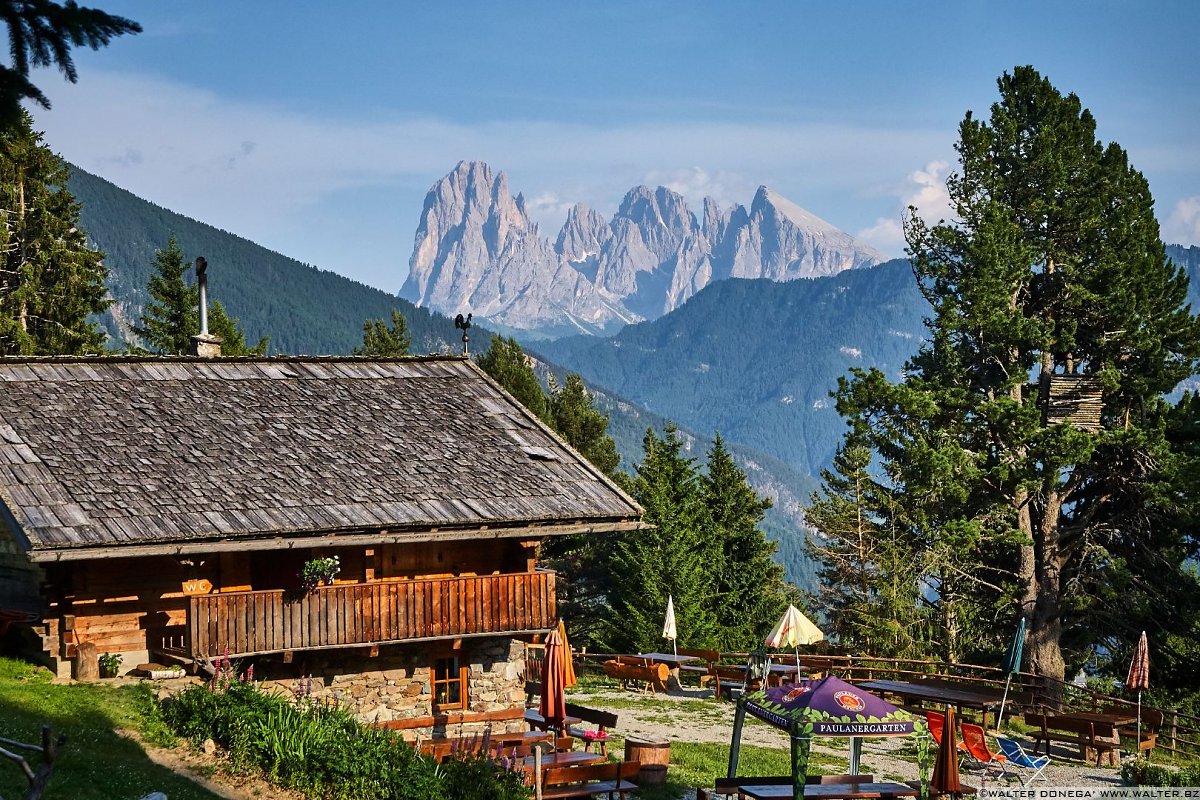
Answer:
568, 686, 1127, 798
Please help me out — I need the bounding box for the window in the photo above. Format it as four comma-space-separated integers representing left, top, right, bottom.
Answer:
432, 656, 466, 710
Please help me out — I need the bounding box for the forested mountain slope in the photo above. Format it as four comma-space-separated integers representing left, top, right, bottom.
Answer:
68, 166, 459, 355
535, 260, 930, 478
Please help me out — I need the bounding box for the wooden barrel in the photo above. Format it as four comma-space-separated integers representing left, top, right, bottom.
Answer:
625, 736, 670, 784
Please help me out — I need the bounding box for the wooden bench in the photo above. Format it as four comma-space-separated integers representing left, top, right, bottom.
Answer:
1103, 706, 1163, 757
603, 659, 669, 694
710, 664, 764, 697
1025, 713, 1120, 765
678, 647, 720, 687
564, 702, 618, 757
542, 760, 640, 799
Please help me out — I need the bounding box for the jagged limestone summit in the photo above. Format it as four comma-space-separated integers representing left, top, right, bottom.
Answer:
401, 161, 885, 336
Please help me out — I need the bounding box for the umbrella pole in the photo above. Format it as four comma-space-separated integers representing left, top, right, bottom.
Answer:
995, 674, 1013, 732
1137, 690, 1142, 748
534, 743, 543, 800
795, 645, 800, 676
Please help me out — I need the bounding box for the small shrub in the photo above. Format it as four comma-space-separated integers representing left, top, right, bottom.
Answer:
160, 677, 528, 799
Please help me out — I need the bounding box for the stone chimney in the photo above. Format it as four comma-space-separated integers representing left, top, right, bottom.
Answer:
190, 332, 223, 357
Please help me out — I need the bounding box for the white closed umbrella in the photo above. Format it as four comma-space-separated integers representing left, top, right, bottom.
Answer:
663, 595, 677, 656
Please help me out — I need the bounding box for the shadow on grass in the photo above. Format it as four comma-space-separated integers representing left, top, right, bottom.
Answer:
0, 669, 224, 800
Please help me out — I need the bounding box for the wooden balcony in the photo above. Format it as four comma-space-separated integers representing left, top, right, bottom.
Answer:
186, 570, 556, 659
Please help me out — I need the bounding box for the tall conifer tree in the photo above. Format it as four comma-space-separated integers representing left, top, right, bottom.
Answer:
824, 67, 1200, 686
0, 111, 107, 354
136, 235, 267, 356
703, 434, 791, 651
476, 335, 551, 424
604, 425, 716, 652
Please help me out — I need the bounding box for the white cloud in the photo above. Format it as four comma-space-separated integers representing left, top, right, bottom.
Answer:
839, 346, 863, 358
1162, 196, 1200, 246
641, 166, 757, 213
855, 160, 954, 258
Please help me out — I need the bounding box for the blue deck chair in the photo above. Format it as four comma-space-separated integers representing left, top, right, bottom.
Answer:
996, 737, 1050, 786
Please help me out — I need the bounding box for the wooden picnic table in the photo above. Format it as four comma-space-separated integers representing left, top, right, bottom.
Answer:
738, 781, 921, 799
1053, 710, 1137, 726
638, 652, 700, 667
638, 652, 699, 690
519, 750, 607, 769
857, 679, 1000, 728
524, 708, 582, 731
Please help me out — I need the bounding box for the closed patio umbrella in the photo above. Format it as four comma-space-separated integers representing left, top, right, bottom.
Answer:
557, 619, 576, 689
766, 604, 824, 672
539, 627, 568, 734
931, 704, 963, 798
1127, 630, 1150, 745
663, 595, 677, 657
995, 617, 1025, 730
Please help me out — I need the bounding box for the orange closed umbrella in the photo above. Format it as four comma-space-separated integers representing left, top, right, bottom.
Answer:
539, 627, 568, 733
557, 619, 577, 689
931, 705, 963, 797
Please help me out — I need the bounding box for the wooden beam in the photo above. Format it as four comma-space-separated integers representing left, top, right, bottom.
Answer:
28, 521, 650, 563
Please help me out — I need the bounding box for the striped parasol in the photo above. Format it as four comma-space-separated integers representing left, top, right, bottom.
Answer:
1127, 630, 1150, 744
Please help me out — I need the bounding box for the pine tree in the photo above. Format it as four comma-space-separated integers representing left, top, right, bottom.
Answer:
135, 236, 196, 354
354, 309, 410, 357
603, 425, 716, 652
806, 436, 931, 657
475, 335, 551, 424
208, 299, 268, 356
549, 372, 620, 476
0, 1, 141, 130
829, 67, 1200, 687
136, 235, 267, 356
703, 434, 791, 651
0, 111, 108, 354
539, 371, 623, 648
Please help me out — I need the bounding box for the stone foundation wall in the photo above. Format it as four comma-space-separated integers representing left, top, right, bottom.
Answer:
255, 636, 528, 738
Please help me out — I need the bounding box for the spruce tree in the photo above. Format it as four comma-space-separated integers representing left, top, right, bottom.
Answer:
806, 436, 931, 657
355, 309, 411, 357
136, 235, 267, 356
0, 1, 141, 130
0, 111, 107, 354
549, 372, 620, 476
208, 299, 268, 356
135, 236, 196, 354
703, 434, 791, 651
827, 67, 1200, 686
476, 335, 551, 424
540, 371, 623, 648
604, 425, 716, 652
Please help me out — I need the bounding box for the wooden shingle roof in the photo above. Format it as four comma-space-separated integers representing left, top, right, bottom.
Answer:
0, 356, 641, 560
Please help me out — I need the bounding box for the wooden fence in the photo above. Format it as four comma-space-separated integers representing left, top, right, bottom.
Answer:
574, 649, 1200, 757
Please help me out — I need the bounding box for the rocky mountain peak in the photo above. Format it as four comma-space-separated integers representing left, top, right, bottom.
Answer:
402, 161, 886, 335
556, 203, 611, 265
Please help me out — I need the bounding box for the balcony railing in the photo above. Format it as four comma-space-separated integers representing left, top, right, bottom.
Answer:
187, 570, 556, 659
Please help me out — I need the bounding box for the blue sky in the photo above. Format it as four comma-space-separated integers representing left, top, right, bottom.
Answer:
32, 1, 1200, 292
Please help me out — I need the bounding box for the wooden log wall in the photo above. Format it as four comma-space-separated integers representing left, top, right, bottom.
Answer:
189, 570, 556, 658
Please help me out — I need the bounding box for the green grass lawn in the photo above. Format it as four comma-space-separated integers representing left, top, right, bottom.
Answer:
0, 657, 223, 800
